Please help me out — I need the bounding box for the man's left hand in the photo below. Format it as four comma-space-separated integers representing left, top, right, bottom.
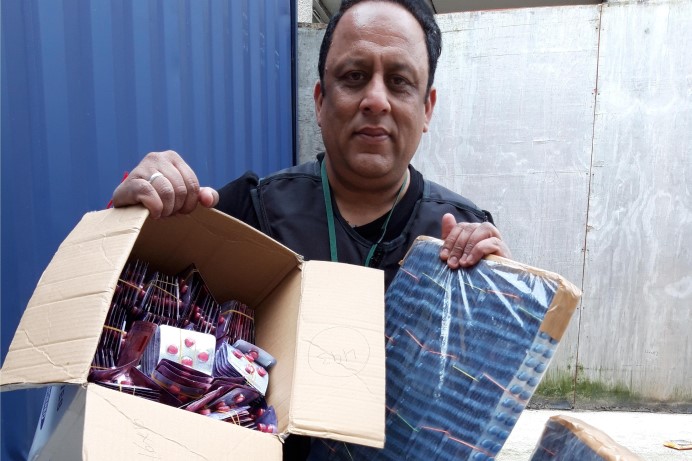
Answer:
439, 213, 511, 269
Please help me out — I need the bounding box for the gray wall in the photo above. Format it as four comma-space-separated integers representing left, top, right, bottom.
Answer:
298, 0, 312, 22
297, 1, 691, 407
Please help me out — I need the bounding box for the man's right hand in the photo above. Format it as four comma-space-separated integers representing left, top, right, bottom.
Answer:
111, 150, 219, 219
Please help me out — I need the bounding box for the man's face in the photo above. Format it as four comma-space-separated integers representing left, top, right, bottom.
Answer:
314, 2, 436, 190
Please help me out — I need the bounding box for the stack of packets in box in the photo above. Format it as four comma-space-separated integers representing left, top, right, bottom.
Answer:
310, 236, 581, 460
89, 259, 278, 434
530, 415, 643, 460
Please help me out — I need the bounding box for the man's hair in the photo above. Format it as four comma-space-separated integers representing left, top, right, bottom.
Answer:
317, 0, 442, 95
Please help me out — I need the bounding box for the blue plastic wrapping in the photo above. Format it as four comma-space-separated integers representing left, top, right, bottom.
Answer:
529, 415, 643, 460
310, 236, 580, 460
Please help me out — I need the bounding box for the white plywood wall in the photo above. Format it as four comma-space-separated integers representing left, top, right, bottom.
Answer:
297, 1, 691, 405
581, 1, 692, 401
420, 6, 599, 400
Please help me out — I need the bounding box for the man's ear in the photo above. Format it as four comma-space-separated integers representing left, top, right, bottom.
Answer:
314, 80, 324, 128
423, 87, 437, 133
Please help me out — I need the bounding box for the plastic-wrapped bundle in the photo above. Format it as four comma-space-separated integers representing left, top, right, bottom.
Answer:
311, 237, 580, 460
530, 415, 643, 460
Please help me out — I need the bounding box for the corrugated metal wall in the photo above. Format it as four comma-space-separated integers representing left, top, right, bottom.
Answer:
1, 0, 295, 459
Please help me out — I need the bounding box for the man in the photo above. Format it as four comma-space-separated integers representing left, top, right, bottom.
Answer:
113, 0, 510, 457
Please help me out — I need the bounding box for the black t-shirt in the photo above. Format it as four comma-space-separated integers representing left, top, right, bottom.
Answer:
216, 165, 424, 249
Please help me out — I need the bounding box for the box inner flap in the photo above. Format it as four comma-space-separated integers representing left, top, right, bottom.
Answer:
289, 261, 386, 448
1, 208, 148, 390
132, 207, 300, 306
254, 267, 302, 434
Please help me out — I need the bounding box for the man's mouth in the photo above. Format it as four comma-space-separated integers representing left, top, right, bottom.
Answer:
354, 127, 390, 141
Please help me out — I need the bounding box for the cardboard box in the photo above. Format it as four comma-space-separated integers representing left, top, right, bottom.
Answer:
0, 206, 386, 460
530, 415, 644, 460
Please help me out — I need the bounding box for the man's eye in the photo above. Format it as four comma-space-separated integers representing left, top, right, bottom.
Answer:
390, 76, 409, 86
345, 71, 365, 82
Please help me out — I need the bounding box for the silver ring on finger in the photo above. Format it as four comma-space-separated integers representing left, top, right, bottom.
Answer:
148, 172, 164, 184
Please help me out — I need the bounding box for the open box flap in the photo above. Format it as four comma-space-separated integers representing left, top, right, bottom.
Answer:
1, 206, 302, 391
287, 260, 386, 448
0, 207, 149, 390
132, 207, 301, 307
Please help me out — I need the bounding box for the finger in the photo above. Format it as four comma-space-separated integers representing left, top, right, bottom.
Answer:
147, 173, 177, 218
139, 184, 165, 219
446, 223, 478, 268
198, 187, 219, 208
439, 220, 464, 261
461, 236, 511, 267
440, 213, 457, 240
137, 150, 196, 216
458, 222, 503, 266
111, 150, 177, 207
112, 177, 164, 219
154, 161, 190, 215
171, 158, 201, 214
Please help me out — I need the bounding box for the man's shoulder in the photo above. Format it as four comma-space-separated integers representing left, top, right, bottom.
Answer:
419, 176, 491, 223
422, 177, 480, 209
260, 156, 321, 183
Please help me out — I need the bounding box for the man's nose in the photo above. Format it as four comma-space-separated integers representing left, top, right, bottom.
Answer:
359, 76, 391, 114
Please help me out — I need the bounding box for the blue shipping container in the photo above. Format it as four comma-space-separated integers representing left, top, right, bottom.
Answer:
1, 0, 296, 459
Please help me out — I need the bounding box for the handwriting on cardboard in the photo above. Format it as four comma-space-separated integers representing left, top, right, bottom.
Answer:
134, 423, 161, 459
308, 327, 370, 377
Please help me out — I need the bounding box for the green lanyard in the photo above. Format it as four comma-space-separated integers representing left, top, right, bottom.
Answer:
320, 159, 407, 267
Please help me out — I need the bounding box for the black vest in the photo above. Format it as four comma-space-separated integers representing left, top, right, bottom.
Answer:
249, 159, 490, 288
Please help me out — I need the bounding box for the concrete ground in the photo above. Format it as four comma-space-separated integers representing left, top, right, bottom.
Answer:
497, 409, 692, 460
